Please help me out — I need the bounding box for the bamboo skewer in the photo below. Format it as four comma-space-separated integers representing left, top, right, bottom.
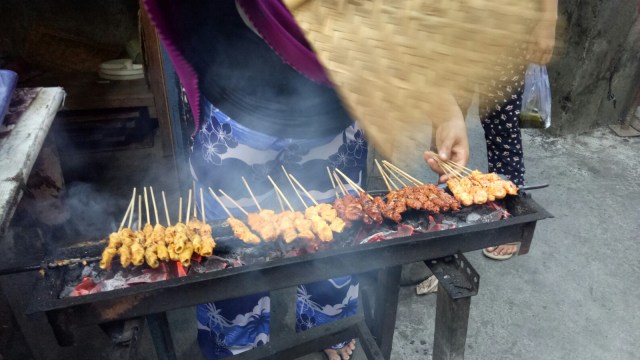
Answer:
128, 193, 135, 229
138, 195, 142, 230
381, 163, 408, 188
282, 166, 308, 209
186, 189, 192, 223
200, 188, 206, 222
275, 191, 285, 212
208, 188, 233, 218
192, 181, 197, 219
144, 187, 151, 225
178, 197, 183, 224
381, 160, 424, 186
120, 188, 136, 230
289, 175, 319, 206
149, 187, 160, 225
267, 175, 294, 211
327, 167, 340, 200
218, 189, 249, 216
162, 191, 171, 226
242, 177, 262, 212
374, 160, 393, 191
334, 168, 373, 199
375, 159, 399, 190
333, 171, 348, 196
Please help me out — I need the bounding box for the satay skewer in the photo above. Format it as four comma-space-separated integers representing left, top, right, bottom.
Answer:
218, 189, 249, 216
327, 167, 340, 200
289, 175, 319, 206
208, 188, 232, 217
374, 160, 400, 190
333, 171, 348, 196
242, 176, 262, 212
282, 166, 308, 209
334, 168, 372, 199
144, 187, 151, 225
381, 160, 424, 186
162, 191, 171, 226
380, 162, 408, 188
209, 187, 260, 244
200, 188, 206, 222
374, 160, 394, 191
138, 195, 142, 230
192, 181, 197, 219
267, 175, 294, 211
178, 197, 183, 223
186, 189, 192, 223
149, 187, 160, 225
120, 188, 137, 230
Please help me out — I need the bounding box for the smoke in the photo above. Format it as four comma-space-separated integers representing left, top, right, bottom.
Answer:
60, 182, 130, 244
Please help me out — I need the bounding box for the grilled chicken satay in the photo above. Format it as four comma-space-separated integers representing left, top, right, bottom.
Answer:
144, 244, 160, 268
119, 244, 132, 267
174, 223, 188, 253
276, 211, 299, 243
293, 212, 316, 241
228, 217, 261, 244
247, 210, 278, 242
142, 223, 154, 246
99, 246, 117, 269
130, 230, 146, 266
107, 231, 122, 248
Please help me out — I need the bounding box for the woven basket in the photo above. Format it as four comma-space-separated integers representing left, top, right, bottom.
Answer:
286, 0, 540, 158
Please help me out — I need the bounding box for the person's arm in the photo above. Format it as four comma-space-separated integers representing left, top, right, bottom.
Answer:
528, 0, 558, 64
423, 91, 469, 183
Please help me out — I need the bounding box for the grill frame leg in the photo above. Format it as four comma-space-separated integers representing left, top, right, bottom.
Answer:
146, 312, 177, 360
427, 252, 480, 360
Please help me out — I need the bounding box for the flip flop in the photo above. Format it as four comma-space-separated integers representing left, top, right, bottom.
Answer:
483, 243, 518, 261
416, 275, 439, 295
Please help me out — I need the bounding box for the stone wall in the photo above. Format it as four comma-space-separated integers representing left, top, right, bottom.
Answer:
549, 0, 640, 134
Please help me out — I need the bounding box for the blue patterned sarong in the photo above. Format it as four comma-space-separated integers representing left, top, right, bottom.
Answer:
194, 100, 366, 359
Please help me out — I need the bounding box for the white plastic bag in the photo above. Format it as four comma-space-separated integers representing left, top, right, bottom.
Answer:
520, 64, 551, 129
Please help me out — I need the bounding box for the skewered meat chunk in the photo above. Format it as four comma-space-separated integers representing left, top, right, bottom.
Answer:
130, 231, 145, 266
179, 242, 194, 267
156, 243, 169, 261
228, 218, 261, 244
164, 226, 176, 245
120, 228, 135, 246
99, 246, 117, 269
247, 211, 278, 242
143, 223, 154, 246
107, 232, 122, 248
276, 211, 298, 243
309, 215, 333, 242
174, 223, 188, 253
293, 212, 316, 241
144, 245, 160, 268
119, 245, 132, 267
151, 224, 166, 245
358, 193, 383, 223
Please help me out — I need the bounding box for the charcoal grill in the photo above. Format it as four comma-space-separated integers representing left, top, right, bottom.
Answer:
25, 192, 550, 360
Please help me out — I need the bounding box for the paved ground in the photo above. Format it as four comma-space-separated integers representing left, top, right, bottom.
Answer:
390, 118, 640, 360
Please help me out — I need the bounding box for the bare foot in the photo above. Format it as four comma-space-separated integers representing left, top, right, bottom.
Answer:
485, 243, 518, 256
324, 340, 356, 360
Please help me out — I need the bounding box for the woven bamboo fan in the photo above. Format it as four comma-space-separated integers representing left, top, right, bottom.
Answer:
285, 0, 540, 158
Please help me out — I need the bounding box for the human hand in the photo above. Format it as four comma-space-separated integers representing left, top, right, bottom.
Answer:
527, 18, 557, 64
424, 118, 469, 183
